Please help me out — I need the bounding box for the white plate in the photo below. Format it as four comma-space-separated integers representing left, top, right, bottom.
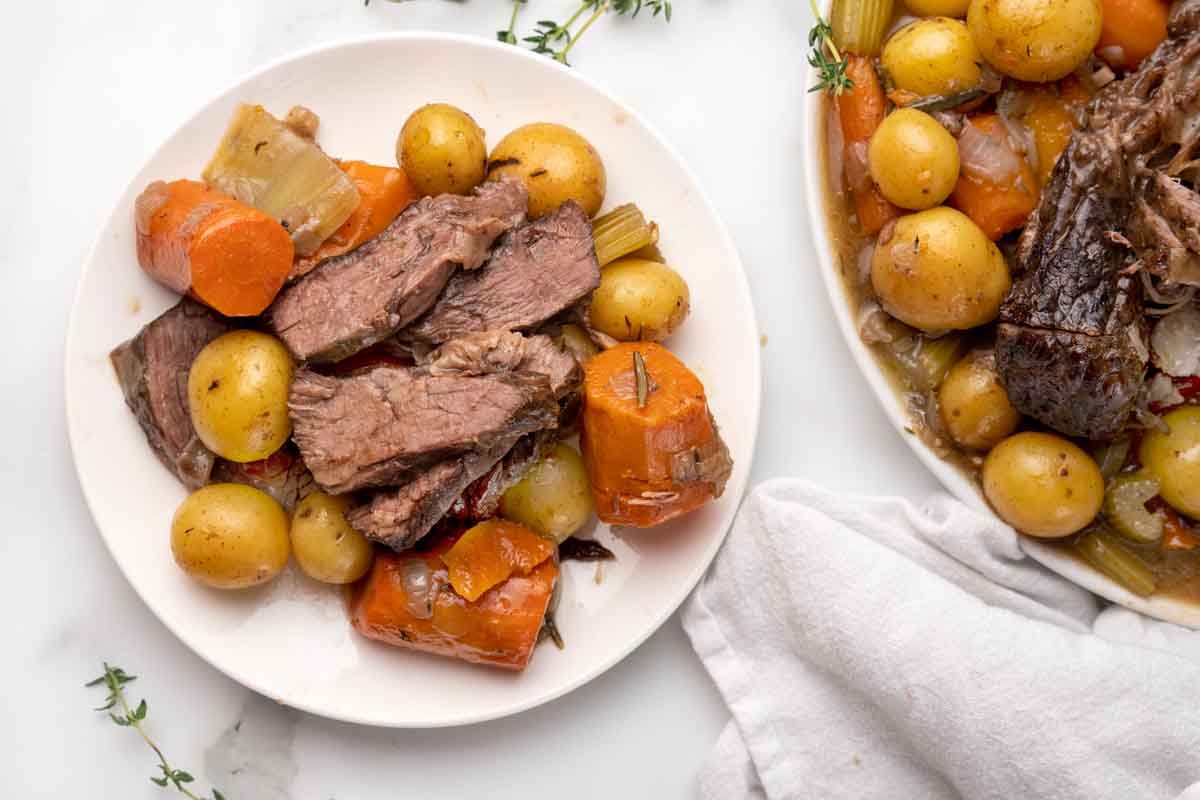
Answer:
801, 76, 1200, 628
65, 33, 761, 727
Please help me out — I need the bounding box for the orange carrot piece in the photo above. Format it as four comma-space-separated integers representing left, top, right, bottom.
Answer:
351, 535, 558, 671
1161, 508, 1200, 552
949, 115, 1039, 240
290, 160, 418, 279
581, 343, 730, 528
1022, 81, 1089, 187
836, 56, 901, 236
440, 519, 555, 602
1096, 0, 1168, 69
135, 179, 293, 316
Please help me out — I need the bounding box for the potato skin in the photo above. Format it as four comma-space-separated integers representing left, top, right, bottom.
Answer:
187, 330, 294, 463
870, 207, 1011, 332
500, 444, 595, 544
486, 123, 606, 218
968, 0, 1102, 81
882, 18, 982, 97
869, 108, 961, 210
590, 258, 691, 342
171, 483, 290, 589
397, 103, 487, 196
982, 432, 1103, 538
290, 491, 374, 584
937, 350, 1021, 450
1139, 407, 1200, 518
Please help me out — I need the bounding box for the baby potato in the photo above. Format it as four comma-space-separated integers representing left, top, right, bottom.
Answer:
486, 123, 606, 218
1139, 407, 1200, 518
589, 258, 691, 342
171, 483, 290, 589
982, 432, 1103, 537
290, 491, 374, 584
188, 330, 294, 463
501, 443, 594, 544
906, 0, 971, 17
397, 103, 487, 196
871, 207, 1011, 332
881, 18, 982, 97
968, 0, 1102, 81
869, 108, 961, 210
937, 350, 1021, 450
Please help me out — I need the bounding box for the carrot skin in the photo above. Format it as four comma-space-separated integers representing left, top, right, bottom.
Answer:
949, 115, 1039, 241
1096, 0, 1168, 69
836, 56, 901, 235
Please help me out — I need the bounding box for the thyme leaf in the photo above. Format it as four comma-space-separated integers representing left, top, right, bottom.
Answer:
806, 0, 853, 96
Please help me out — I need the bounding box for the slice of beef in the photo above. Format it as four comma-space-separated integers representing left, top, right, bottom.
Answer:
421, 330, 581, 399
210, 445, 314, 511
110, 299, 231, 489
289, 344, 560, 494
997, 1, 1200, 439
266, 178, 527, 363
404, 201, 600, 345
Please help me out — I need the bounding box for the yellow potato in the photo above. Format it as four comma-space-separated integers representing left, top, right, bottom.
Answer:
501, 444, 594, 544
1139, 407, 1200, 518
589, 258, 691, 342
882, 18, 982, 97
486, 123, 606, 218
937, 350, 1021, 450
290, 491, 374, 584
868, 108, 961, 210
906, 0, 971, 17
967, 0, 1102, 81
187, 330, 294, 463
982, 432, 1104, 538
870, 207, 1011, 332
397, 103, 487, 196
171, 483, 290, 589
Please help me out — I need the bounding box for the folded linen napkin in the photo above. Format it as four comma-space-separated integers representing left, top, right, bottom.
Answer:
682, 479, 1200, 800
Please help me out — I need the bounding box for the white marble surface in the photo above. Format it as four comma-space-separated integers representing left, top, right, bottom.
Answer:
2, 1, 939, 796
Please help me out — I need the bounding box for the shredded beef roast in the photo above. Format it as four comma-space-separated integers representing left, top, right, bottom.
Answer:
997, 0, 1200, 440
404, 201, 601, 344
266, 178, 527, 363
110, 299, 231, 488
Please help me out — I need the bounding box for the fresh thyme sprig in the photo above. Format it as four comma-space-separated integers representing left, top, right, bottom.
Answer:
505, 0, 673, 65
807, 0, 853, 95
87, 663, 227, 800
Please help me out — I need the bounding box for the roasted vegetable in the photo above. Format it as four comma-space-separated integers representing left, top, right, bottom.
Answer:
203, 104, 360, 256
1075, 528, 1156, 596
1021, 80, 1089, 187
592, 203, 659, 267
171, 483, 290, 589
187, 331, 294, 463
134, 180, 294, 316
558, 323, 600, 364
967, 0, 1102, 81
1096, 0, 1169, 69
868, 108, 961, 210
982, 432, 1104, 538
1139, 407, 1200, 518
896, 333, 971, 393
1104, 471, 1164, 544
950, 114, 1039, 240
881, 18, 982, 98
937, 350, 1021, 450
590, 258, 691, 342
397, 103, 488, 197
581, 343, 732, 527
501, 444, 595, 543
830, 0, 895, 55
487, 122, 606, 218
871, 207, 1011, 332
836, 56, 902, 235
291, 160, 418, 279
290, 491, 374, 584
351, 534, 559, 671
440, 519, 556, 602
905, 0, 970, 17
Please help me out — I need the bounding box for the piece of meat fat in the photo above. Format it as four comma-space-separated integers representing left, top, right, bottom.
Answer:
266, 178, 528, 363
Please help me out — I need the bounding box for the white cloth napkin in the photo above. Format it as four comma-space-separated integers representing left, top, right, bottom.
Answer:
682, 479, 1200, 800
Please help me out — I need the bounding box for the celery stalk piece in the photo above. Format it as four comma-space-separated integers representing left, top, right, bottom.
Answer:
1103, 471, 1164, 544
1075, 530, 1157, 597
830, 0, 895, 56
202, 104, 360, 256
592, 203, 659, 267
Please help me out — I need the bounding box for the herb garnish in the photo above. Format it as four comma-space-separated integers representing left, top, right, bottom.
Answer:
87, 663, 227, 800
633, 350, 649, 408
807, 0, 853, 95
502, 0, 673, 65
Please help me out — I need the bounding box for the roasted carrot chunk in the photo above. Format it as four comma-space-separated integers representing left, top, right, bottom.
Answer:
836, 56, 901, 236
441, 519, 555, 602
950, 114, 1039, 240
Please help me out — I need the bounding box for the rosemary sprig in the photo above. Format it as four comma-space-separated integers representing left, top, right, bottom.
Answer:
633, 350, 649, 408
87, 663, 227, 800
806, 0, 853, 95
506, 0, 673, 65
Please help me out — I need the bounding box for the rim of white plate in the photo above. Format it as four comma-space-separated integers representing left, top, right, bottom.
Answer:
64, 31, 762, 726
799, 62, 1200, 628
